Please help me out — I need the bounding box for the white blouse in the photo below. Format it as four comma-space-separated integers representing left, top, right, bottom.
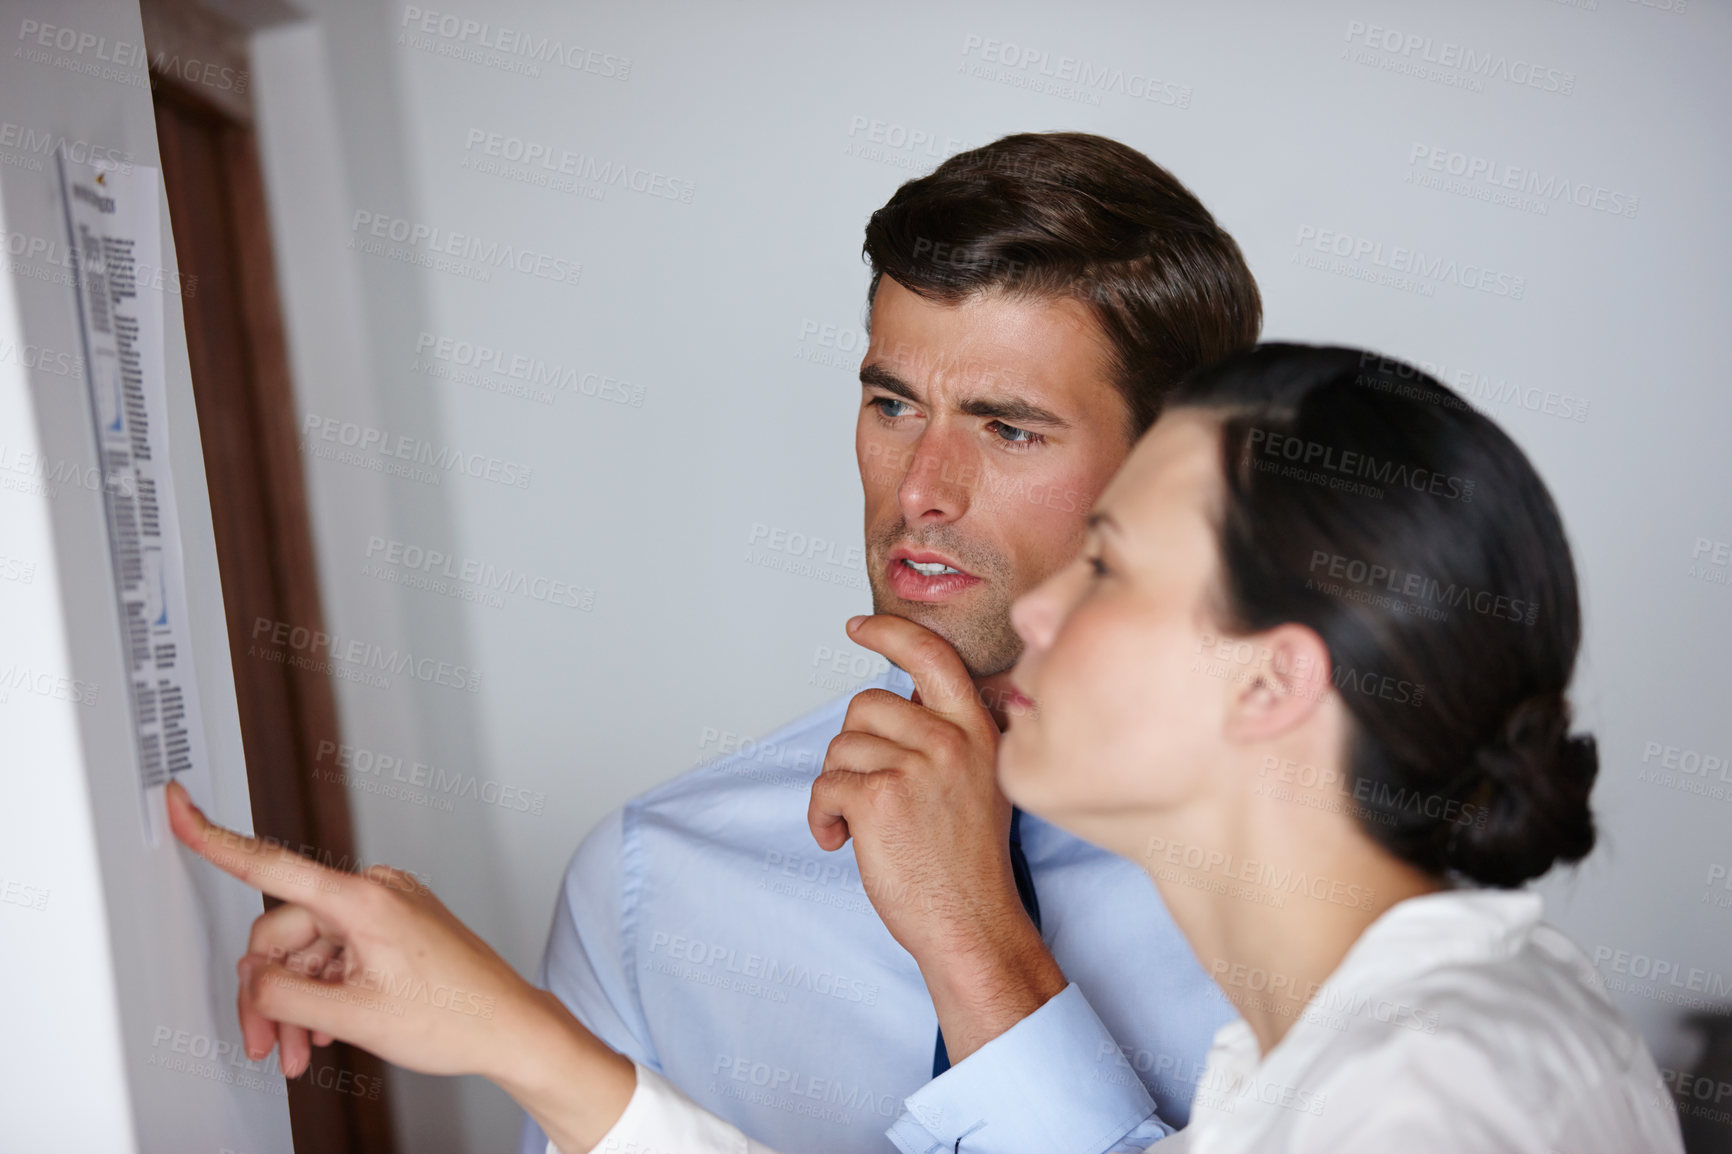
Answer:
1167, 888, 1685, 1154
552, 1062, 777, 1154
565, 889, 1685, 1154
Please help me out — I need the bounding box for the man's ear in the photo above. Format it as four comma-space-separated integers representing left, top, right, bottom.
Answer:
1222, 623, 1332, 744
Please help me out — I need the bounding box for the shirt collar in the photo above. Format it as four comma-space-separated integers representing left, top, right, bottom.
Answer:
1325, 887, 1543, 992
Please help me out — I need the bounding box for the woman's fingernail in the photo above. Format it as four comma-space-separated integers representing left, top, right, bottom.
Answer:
171, 781, 206, 820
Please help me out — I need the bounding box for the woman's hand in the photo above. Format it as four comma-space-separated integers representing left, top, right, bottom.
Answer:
165, 781, 634, 1150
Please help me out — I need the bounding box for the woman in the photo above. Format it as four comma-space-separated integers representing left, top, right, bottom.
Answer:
169, 344, 1685, 1152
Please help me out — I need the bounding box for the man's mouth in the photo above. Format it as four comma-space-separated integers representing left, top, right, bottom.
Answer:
886, 548, 983, 602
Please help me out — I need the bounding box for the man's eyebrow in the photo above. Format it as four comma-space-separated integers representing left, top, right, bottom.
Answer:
958, 396, 1071, 430
859, 363, 1072, 430
859, 363, 920, 403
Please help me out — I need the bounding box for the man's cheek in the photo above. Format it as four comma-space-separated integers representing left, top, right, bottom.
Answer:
1006, 496, 1092, 576
857, 430, 910, 494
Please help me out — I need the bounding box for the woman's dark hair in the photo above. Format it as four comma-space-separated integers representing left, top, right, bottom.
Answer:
863, 132, 1262, 441
1168, 344, 1597, 887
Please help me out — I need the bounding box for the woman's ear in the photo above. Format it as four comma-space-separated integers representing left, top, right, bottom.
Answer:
1223, 623, 1333, 744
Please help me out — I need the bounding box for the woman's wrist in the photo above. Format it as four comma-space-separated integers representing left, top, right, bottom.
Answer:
488, 985, 637, 1154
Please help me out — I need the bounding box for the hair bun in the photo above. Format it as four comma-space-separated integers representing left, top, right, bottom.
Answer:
1445, 694, 1598, 886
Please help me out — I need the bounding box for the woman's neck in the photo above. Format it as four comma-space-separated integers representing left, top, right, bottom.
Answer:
1141, 796, 1444, 1056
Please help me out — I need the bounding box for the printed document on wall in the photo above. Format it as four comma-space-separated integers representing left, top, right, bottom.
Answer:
58, 154, 212, 847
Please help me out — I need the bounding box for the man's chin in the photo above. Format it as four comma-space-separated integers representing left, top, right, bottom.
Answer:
869, 587, 968, 633
866, 589, 1018, 681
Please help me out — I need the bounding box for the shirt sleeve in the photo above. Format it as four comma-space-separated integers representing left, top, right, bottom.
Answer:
545, 1063, 787, 1154
884, 983, 1176, 1154
519, 805, 659, 1154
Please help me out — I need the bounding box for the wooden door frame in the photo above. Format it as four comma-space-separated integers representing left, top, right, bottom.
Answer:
142, 3, 398, 1152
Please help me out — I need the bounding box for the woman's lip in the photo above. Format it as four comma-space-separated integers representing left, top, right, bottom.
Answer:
886, 557, 984, 602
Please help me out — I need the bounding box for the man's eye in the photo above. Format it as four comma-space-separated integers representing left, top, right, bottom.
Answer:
872, 397, 912, 419
990, 421, 1044, 448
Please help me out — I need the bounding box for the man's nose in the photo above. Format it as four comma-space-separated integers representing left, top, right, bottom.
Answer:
896, 428, 976, 524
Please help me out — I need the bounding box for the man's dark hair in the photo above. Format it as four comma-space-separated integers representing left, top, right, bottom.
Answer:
862, 131, 1262, 439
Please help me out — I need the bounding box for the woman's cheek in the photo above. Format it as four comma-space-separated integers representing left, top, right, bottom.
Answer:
997, 722, 1052, 813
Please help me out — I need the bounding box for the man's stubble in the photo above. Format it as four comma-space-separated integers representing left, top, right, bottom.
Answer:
865, 515, 1024, 680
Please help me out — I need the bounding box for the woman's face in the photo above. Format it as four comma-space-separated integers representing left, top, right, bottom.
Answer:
999, 409, 1235, 855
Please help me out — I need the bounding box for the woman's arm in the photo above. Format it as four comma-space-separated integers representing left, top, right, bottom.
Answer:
165, 781, 635, 1152
488, 986, 639, 1154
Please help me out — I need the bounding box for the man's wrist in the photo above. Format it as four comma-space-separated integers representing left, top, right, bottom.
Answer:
919, 917, 1067, 1065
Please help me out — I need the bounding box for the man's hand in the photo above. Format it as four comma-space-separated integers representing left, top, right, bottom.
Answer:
808, 614, 1066, 1064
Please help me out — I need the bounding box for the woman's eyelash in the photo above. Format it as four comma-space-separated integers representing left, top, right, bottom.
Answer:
1089, 554, 1108, 576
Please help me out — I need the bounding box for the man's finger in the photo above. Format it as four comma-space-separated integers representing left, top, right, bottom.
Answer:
839, 687, 930, 745
845, 615, 986, 725
166, 781, 352, 918
822, 730, 909, 783
808, 768, 875, 852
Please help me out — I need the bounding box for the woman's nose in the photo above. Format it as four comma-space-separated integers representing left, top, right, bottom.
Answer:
1011, 563, 1075, 651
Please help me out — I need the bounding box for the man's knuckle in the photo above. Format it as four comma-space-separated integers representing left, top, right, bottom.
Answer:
930, 725, 968, 762
848, 687, 897, 718
913, 637, 952, 671
871, 769, 913, 806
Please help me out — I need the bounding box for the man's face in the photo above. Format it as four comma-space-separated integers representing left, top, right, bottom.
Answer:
856, 277, 1133, 678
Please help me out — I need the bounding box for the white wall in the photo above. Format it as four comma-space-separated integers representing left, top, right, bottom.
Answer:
238, 1, 1732, 1150
0, 0, 293, 1150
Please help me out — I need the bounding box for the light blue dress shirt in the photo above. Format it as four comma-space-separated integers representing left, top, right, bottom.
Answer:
518, 666, 1235, 1154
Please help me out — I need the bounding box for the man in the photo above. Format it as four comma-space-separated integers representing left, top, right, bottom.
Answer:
519, 132, 1262, 1154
